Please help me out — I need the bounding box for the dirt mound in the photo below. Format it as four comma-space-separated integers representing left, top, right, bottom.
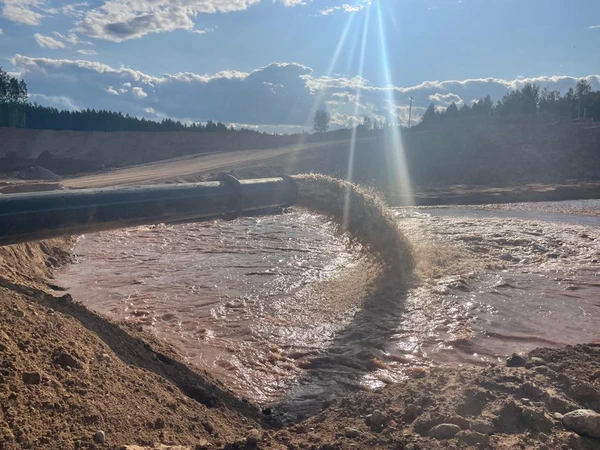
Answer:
14, 166, 61, 182
0, 240, 261, 450
264, 345, 600, 449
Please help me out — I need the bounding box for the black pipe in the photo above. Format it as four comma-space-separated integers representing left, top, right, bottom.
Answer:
0, 176, 297, 247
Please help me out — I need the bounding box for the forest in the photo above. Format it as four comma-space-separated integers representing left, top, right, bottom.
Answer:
1, 65, 599, 133
0, 66, 239, 133
418, 80, 600, 127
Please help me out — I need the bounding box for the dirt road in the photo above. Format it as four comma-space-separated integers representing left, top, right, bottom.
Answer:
63, 139, 354, 188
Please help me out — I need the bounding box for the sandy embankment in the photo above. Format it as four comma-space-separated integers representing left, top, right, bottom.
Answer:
4, 118, 600, 200
0, 239, 266, 449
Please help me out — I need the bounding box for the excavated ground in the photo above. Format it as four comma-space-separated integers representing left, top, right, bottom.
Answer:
0, 240, 265, 450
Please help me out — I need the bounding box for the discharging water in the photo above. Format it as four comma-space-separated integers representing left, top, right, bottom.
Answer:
56, 201, 600, 415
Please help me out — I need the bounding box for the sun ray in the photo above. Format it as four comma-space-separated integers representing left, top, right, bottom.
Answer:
375, 0, 414, 206
287, 2, 363, 174
343, 3, 372, 228
303, 2, 362, 130
343, 14, 363, 76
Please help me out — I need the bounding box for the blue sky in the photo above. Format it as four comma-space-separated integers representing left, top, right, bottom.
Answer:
1, 0, 599, 131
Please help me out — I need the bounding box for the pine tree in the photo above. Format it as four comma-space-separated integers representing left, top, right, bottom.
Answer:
313, 108, 330, 133
421, 103, 437, 124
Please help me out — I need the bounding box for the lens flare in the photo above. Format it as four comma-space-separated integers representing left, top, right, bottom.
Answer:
288, 1, 364, 174
303, 2, 362, 130
375, 0, 414, 206
343, 4, 371, 228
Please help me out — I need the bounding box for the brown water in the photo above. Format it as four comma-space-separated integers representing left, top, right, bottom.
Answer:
56, 201, 600, 416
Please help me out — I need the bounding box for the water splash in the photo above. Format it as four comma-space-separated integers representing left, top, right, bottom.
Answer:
294, 173, 415, 276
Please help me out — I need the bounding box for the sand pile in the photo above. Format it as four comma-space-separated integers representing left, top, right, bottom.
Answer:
0, 240, 261, 450
265, 344, 600, 450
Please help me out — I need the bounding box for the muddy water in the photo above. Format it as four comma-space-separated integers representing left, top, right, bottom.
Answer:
56, 213, 368, 404
56, 201, 600, 415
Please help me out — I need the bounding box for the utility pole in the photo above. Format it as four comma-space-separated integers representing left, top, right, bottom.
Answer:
408, 97, 413, 129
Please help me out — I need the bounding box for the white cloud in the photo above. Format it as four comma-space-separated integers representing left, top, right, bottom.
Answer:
53, 31, 80, 45
72, 0, 320, 41
1, 0, 314, 42
306, 75, 368, 91
276, 0, 306, 5
588, 25, 600, 29
34, 33, 66, 49
57, 2, 89, 19
0, 28, 3, 35
12, 55, 315, 125
10, 54, 600, 129
34, 31, 90, 50
342, 4, 361, 12
3, 0, 309, 32
320, 0, 370, 15
319, 6, 339, 15
191, 27, 214, 34
75, 0, 263, 41
395, 104, 425, 126
76, 49, 97, 55
343, 1, 370, 13
307, 72, 600, 125
428, 92, 463, 106
132, 86, 147, 98
1, 0, 44, 25
28, 93, 79, 110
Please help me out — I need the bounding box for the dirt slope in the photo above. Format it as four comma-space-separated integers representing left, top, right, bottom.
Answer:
0, 128, 300, 164
0, 128, 352, 175
62, 139, 359, 188
4, 117, 600, 192
0, 240, 262, 450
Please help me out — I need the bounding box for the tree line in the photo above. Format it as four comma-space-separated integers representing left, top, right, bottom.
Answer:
313, 108, 388, 133
420, 79, 600, 126
0, 67, 28, 128
0, 66, 246, 133
23, 104, 234, 132
4, 64, 599, 134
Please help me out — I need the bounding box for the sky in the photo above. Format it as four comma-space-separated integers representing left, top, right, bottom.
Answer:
1, 0, 600, 132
